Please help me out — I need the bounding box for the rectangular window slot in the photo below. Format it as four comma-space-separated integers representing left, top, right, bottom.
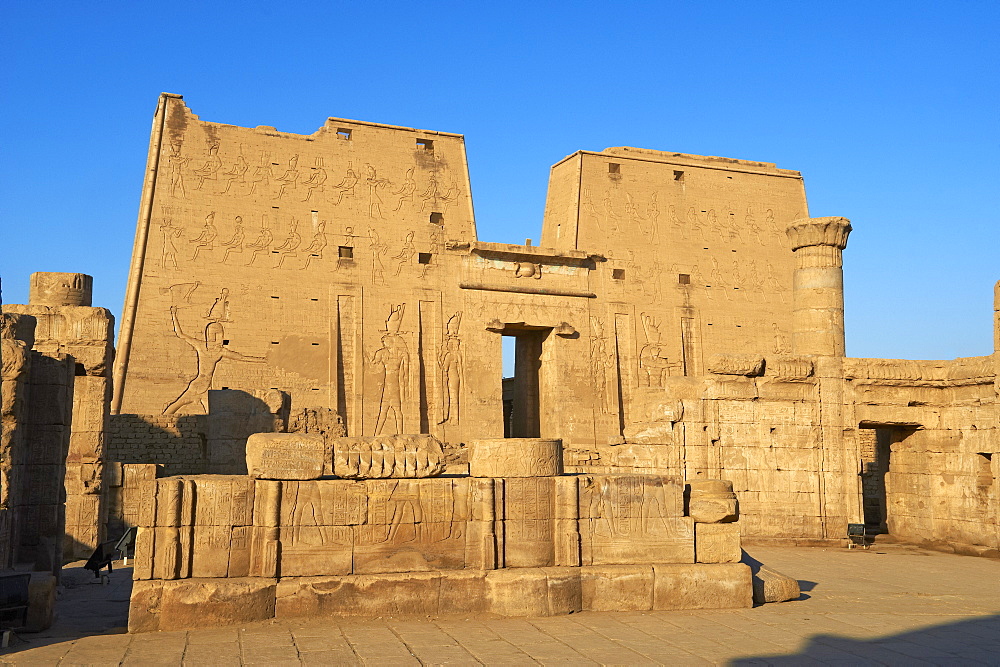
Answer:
418, 253, 432, 264
310, 298, 319, 301
678, 274, 691, 284
416, 138, 434, 151
339, 246, 354, 258
311, 342, 319, 346
222, 339, 230, 345
271, 296, 279, 299
608, 163, 621, 174
222, 386, 229, 390
271, 341, 279, 345
429, 212, 444, 225
337, 128, 352, 140
727, 176, 733, 179
612, 268, 625, 280
673, 170, 684, 181
272, 206, 279, 210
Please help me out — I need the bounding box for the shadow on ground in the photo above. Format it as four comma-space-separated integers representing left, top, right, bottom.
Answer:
732, 613, 1000, 664
1, 561, 132, 655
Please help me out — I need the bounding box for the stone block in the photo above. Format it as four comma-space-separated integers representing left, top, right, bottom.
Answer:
687, 479, 739, 523
332, 434, 447, 478
129, 577, 277, 632
752, 565, 801, 604
580, 565, 653, 611
652, 563, 752, 610
542, 566, 582, 615
484, 568, 550, 617
696, 522, 741, 563
275, 572, 441, 618
468, 438, 563, 477
439, 569, 489, 614
24, 573, 56, 632
247, 433, 326, 480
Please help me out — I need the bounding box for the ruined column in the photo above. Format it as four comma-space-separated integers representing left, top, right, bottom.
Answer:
785, 217, 852, 358
0, 313, 34, 570
5, 272, 115, 561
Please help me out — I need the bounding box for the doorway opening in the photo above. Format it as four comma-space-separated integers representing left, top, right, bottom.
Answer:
500, 328, 548, 438
858, 424, 915, 533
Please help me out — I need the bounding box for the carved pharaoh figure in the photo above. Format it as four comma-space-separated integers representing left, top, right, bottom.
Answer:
163, 305, 265, 415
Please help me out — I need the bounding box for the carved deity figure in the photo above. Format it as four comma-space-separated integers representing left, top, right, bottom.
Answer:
438, 312, 463, 425
639, 313, 671, 387
220, 154, 249, 194
273, 154, 300, 199
331, 163, 359, 205
301, 221, 329, 268
163, 305, 265, 415
219, 216, 246, 263
273, 218, 302, 268
301, 158, 327, 202
192, 143, 222, 190
371, 305, 409, 436
392, 231, 416, 276
393, 167, 416, 211
167, 143, 189, 197
245, 216, 274, 266
189, 212, 218, 261
369, 229, 387, 285
365, 164, 390, 218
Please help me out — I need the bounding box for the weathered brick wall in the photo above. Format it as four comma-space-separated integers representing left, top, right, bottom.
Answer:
108, 413, 208, 476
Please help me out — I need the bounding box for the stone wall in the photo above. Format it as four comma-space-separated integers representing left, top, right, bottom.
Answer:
108, 413, 208, 477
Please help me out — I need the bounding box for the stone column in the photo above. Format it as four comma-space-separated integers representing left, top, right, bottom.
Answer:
5, 272, 115, 560
785, 217, 852, 358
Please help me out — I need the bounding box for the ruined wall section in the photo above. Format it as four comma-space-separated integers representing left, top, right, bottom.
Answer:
113, 94, 485, 453
846, 356, 999, 552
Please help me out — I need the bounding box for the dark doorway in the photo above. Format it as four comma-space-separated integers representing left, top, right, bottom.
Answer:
501, 329, 548, 438
859, 425, 913, 533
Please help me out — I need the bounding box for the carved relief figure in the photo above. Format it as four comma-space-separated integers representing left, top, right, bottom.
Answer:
438, 312, 463, 425
167, 143, 189, 198
331, 162, 359, 205
335, 226, 357, 272
273, 155, 300, 199
301, 157, 327, 202
364, 164, 391, 218
245, 215, 274, 266
639, 313, 671, 387
247, 152, 271, 195
590, 318, 614, 414
369, 229, 387, 285
220, 153, 248, 194
371, 305, 410, 436
192, 143, 222, 190
301, 221, 328, 269
189, 212, 218, 261
204, 288, 231, 322
273, 218, 302, 268
392, 231, 416, 276
160, 220, 183, 269
219, 216, 246, 263
163, 305, 265, 415
392, 167, 416, 211
646, 193, 660, 242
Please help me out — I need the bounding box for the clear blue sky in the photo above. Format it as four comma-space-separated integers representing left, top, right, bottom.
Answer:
2, 1, 997, 360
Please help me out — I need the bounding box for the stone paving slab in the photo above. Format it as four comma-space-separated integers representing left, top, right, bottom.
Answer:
3, 542, 1000, 665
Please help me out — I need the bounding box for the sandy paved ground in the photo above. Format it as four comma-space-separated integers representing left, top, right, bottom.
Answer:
3, 542, 999, 665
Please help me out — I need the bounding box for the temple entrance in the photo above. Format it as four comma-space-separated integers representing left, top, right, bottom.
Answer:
858, 424, 914, 533
501, 328, 549, 438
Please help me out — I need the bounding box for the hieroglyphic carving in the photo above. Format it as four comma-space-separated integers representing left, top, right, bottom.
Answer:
365, 164, 390, 218
369, 229, 387, 285
247, 152, 270, 195
437, 312, 463, 425
163, 304, 265, 414
245, 215, 274, 266
590, 318, 614, 414
371, 304, 409, 435
392, 231, 416, 276
639, 313, 671, 387
273, 218, 302, 268
393, 167, 416, 211
191, 143, 222, 191
189, 212, 218, 261
330, 162, 359, 205
301, 222, 329, 269
220, 151, 248, 194
159, 218, 183, 269
273, 154, 300, 199
301, 157, 327, 202
219, 217, 246, 263
167, 142, 190, 198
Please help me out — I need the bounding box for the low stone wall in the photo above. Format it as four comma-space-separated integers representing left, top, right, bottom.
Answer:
128, 470, 749, 631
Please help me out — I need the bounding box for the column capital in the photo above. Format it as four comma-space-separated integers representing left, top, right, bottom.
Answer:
786, 217, 852, 251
